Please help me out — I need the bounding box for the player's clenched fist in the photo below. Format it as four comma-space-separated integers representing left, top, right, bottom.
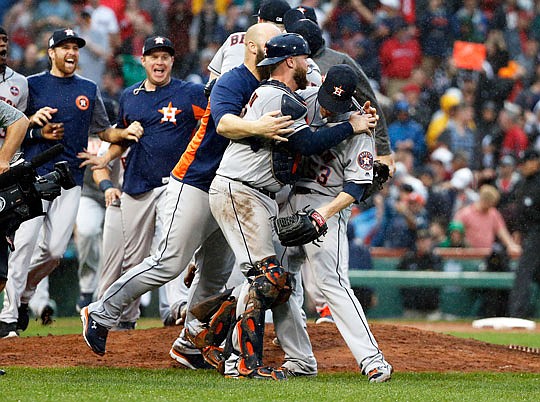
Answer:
30, 107, 58, 127
121, 121, 144, 142
348, 111, 377, 135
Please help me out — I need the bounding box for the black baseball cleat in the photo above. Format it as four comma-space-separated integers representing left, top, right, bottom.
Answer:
81, 306, 109, 356
0, 321, 18, 339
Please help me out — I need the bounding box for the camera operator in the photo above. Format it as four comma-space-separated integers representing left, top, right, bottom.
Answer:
0, 100, 29, 293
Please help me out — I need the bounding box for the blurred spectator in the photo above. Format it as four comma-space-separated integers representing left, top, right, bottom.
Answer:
324, 0, 374, 47
438, 220, 468, 247
185, 47, 213, 84
379, 20, 422, 97
397, 228, 443, 319
349, 36, 381, 82
428, 217, 448, 245
371, 0, 404, 45
119, 0, 153, 44
499, 101, 528, 160
453, 184, 521, 253
429, 146, 453, 181
2, 0, 35, 65
474, 100, 501, 170
515, 38, 539, 86
418, 0, 452, 77
475, 30, 514, 112
388, 100, 426, 164
492, 0, 533, 59
448, 165, 477, 215
167, 0, 195, 78
33, 0, 74, 34
17, 43, 48, 77
139, 0, 168, 36
514, 67, 540, 113
372, 185, 428, 249
189, 0, 221, 52
76, 11, 110, 87
213, 5, 250, 45
438, 103, 476, 164
426, 88, 462, 150
451, 0, 488, 43
100, 69, 123, 104
495, 154, 521, 232
85, 0, 120, 52
418, 165, 453, 223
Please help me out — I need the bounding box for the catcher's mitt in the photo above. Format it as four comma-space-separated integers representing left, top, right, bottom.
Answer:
273, 207, 328, 247
360, 161, 390, 202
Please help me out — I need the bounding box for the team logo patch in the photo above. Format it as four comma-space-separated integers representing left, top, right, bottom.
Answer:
159, 101, 181, 124
76, 95, 90, 111
10, 86, 19, 96
357, 151, 373, 170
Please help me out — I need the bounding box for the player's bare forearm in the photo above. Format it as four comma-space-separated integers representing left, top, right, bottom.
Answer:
99, 121, 143, 143
217, 111, 293, 141
316, 192, 355, 221
0, 115, 29, 172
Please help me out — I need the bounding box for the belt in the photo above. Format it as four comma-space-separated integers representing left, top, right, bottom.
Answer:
242, 181, 276, 199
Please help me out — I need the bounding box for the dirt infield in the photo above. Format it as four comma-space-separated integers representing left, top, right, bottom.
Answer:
2, 323, 540, 373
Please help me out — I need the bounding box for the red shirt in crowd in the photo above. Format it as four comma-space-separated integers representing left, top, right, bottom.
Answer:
379, 36, 422, 79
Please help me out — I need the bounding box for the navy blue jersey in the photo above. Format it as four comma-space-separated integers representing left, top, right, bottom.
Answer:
172, 65, 259, 192
23, 72, 110, 186
118, 78, 207, 195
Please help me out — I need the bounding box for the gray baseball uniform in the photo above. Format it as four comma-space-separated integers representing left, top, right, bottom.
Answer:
0, 66, 28, 147
286, 87, 391, 376
210, 82, 316, 377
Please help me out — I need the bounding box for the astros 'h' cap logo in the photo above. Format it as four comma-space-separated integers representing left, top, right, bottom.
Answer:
333, 86, 344, 97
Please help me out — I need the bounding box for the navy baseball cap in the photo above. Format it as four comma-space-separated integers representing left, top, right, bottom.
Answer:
317, 65, 359, 113
257, 33, 310, 67
142, 35, 175, 56
255, 0, 291, 24
287, 19, 324, 57
48, 28, 86, 49
0, 26, 7, 36
284, 7, 318, 31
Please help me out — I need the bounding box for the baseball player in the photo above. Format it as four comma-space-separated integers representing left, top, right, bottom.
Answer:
206, 33, 376, 380
80, 34, 208, 330
286, 64, 393, 383
80, 23, 290, 358
208, 0, 321, 85
0, 28, 140, 339
0, 101, 28, 297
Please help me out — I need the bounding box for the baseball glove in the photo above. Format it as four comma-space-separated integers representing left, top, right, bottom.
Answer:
273, 207, 328, 247
359, 161, 390, 202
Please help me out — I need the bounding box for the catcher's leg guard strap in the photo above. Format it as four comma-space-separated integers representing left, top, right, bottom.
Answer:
187, 296, 237, 349
236, 257, 291, 374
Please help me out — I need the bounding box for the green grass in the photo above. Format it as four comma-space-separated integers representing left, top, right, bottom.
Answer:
4, 318, 540, 401
1, 368, 540, 402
